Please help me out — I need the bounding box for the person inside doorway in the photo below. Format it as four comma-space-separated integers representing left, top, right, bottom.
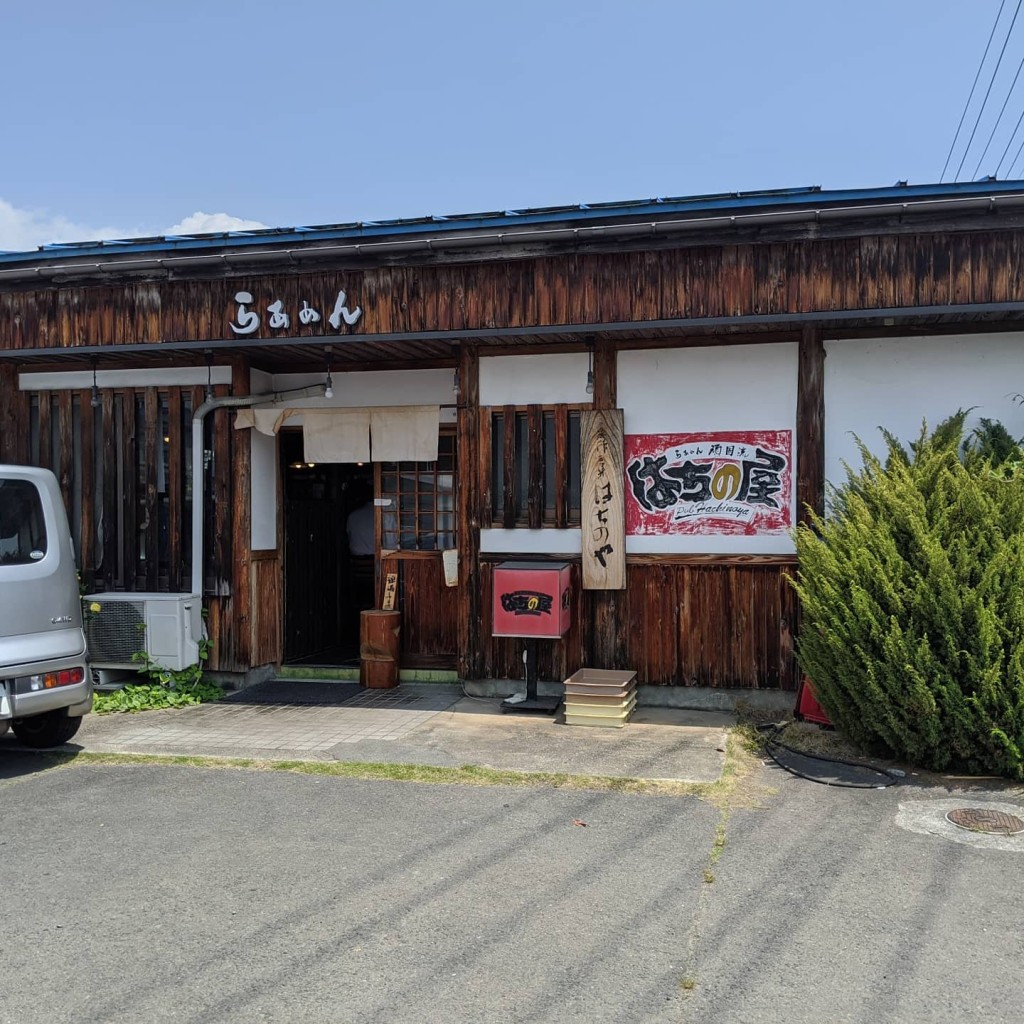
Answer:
346, 478, 376, 615
346, 480, 375, 558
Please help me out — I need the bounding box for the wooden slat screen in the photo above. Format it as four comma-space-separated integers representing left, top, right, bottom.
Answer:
485, 404, 583, 528
24, 385, 222, 595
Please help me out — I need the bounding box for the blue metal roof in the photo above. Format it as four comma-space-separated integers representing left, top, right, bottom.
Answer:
1, 179, 1022, 264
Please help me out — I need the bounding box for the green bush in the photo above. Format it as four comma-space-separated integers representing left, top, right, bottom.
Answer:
93, 680, 224, 714
791, 412, 1024, 779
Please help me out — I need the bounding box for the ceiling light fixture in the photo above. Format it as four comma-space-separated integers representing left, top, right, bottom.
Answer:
324, 344, 334, 399
90, 357, 101, 408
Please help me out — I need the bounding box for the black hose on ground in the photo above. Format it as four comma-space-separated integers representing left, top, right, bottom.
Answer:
756, 721, 903, 789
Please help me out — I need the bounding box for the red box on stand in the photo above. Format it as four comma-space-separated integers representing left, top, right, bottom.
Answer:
492, 561, 572, 639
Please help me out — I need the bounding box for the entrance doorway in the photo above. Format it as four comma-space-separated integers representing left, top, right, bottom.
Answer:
281, 430, 374, 665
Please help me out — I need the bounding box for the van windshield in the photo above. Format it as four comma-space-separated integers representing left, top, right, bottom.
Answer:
0, 479, 47, 565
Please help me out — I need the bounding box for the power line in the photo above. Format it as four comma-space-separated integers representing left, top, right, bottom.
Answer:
942, 0, 1007, 181
973, 51, 1024, 178
1006, 127, 1024, 175
994, 91, 1024, 175
954, 0, 1023, 181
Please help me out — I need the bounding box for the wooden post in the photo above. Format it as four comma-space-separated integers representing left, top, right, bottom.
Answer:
231, 356, 252, 668
456, 345, 483, 680
796, 327, 825, 523
0, 363, 28, 464
587, 337, 626, 668
793, 326, 825, 687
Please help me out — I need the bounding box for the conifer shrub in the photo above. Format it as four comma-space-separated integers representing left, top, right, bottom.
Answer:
791, 412, 1024, 779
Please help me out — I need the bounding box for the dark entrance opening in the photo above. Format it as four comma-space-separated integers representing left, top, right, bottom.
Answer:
281, 430, 375, 666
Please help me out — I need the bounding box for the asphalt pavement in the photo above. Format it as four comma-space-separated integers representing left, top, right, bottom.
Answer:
2, 724, 1023, 1023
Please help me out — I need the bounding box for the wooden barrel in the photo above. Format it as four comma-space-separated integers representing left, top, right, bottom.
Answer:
360, 610, 401, 688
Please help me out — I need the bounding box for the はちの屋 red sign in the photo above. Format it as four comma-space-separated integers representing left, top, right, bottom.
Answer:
624, 430, 793, 536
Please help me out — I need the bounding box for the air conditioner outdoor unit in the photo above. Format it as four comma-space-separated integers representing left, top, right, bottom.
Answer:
82, 592, 202, 671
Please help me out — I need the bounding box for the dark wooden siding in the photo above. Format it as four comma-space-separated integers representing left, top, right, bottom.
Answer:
380, 554, 458, 668
6, 381, 271, 673
481, 558, 798, 690
251, 552, 282, 668
4, 229, 1024, 352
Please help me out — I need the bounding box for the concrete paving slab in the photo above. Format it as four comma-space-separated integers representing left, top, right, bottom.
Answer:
53, 686, 734, 782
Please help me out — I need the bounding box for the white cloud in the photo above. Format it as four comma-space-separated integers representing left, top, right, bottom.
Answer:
0, 197, 134, 253
0, 198, 271, 254
167, 211, 269, 235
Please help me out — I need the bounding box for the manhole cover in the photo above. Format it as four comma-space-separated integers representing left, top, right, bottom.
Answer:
946, 807, 1024, 835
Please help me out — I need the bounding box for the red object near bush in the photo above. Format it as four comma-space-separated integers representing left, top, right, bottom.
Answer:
794, 676, 833, 726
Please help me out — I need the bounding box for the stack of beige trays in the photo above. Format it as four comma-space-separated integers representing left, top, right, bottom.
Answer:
563, 668, 638, 728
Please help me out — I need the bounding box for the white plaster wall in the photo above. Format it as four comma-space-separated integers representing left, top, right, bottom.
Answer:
618, 343, 799, 554
250, 431, 278, 550
824, 333, 1024, 490
20, 366, 232, 390
480, 352, 591, 406
480, 529, 582, 555
271, 368, 455, 408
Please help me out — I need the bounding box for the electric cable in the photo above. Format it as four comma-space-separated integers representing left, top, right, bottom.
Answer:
756, 721, 903, 789
994, 94, 1024, 175
973, 50, 1024, 178
1008, 128, 1024, 176
954, 0, 1023, 182
942, 0, 1008, 181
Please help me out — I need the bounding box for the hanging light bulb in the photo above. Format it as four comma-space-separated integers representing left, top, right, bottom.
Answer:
585, 337, 595, 394
90, 357, 101, 408
323, 345, 334, 399
204, 351, 215, 404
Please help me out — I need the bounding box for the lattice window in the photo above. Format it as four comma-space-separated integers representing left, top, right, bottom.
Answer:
379, 432, 456, 551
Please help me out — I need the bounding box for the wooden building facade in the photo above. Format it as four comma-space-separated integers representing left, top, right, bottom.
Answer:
4, 181, 1024, 692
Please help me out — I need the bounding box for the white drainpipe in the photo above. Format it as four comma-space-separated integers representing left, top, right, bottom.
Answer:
190, 386, 321, 598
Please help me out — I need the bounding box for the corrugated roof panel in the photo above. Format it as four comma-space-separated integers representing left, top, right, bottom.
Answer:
4, 179, 1024, 266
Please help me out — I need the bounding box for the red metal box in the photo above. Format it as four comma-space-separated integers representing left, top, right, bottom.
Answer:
492, 561, 572, 639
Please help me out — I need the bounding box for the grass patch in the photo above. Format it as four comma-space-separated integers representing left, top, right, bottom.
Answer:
62, 751, 706, 796
771, 720, 872, 761
709, 819, 727, 865
56, 725, 773, 806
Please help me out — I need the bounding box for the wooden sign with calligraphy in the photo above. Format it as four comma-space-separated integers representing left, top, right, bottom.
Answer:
381, 572, 398, 611
581, 409, 626, 590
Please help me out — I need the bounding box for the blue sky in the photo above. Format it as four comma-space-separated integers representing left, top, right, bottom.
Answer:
0, 1, 1012, 250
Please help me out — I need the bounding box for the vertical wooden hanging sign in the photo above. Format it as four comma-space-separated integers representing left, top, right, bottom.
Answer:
581, 409, 626, 590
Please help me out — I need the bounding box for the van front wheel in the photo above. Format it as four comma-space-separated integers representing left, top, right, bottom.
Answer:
11, 711, 82, 749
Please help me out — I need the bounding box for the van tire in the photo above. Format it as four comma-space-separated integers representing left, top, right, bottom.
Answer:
11, 711, 82, 749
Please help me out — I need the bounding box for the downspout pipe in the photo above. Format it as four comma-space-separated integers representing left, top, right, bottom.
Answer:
190, 386, 322, 598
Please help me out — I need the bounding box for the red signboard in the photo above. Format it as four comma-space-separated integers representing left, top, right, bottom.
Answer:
624, 430, 793, 536
492, 562, 572, 639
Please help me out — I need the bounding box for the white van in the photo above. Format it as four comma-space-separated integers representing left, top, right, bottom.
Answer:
0, 466, 92, 747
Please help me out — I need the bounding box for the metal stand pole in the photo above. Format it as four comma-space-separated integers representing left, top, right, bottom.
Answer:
501, 638, 561, 714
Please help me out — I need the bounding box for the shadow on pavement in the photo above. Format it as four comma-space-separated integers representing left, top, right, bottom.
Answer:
0, 734, 83, 780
